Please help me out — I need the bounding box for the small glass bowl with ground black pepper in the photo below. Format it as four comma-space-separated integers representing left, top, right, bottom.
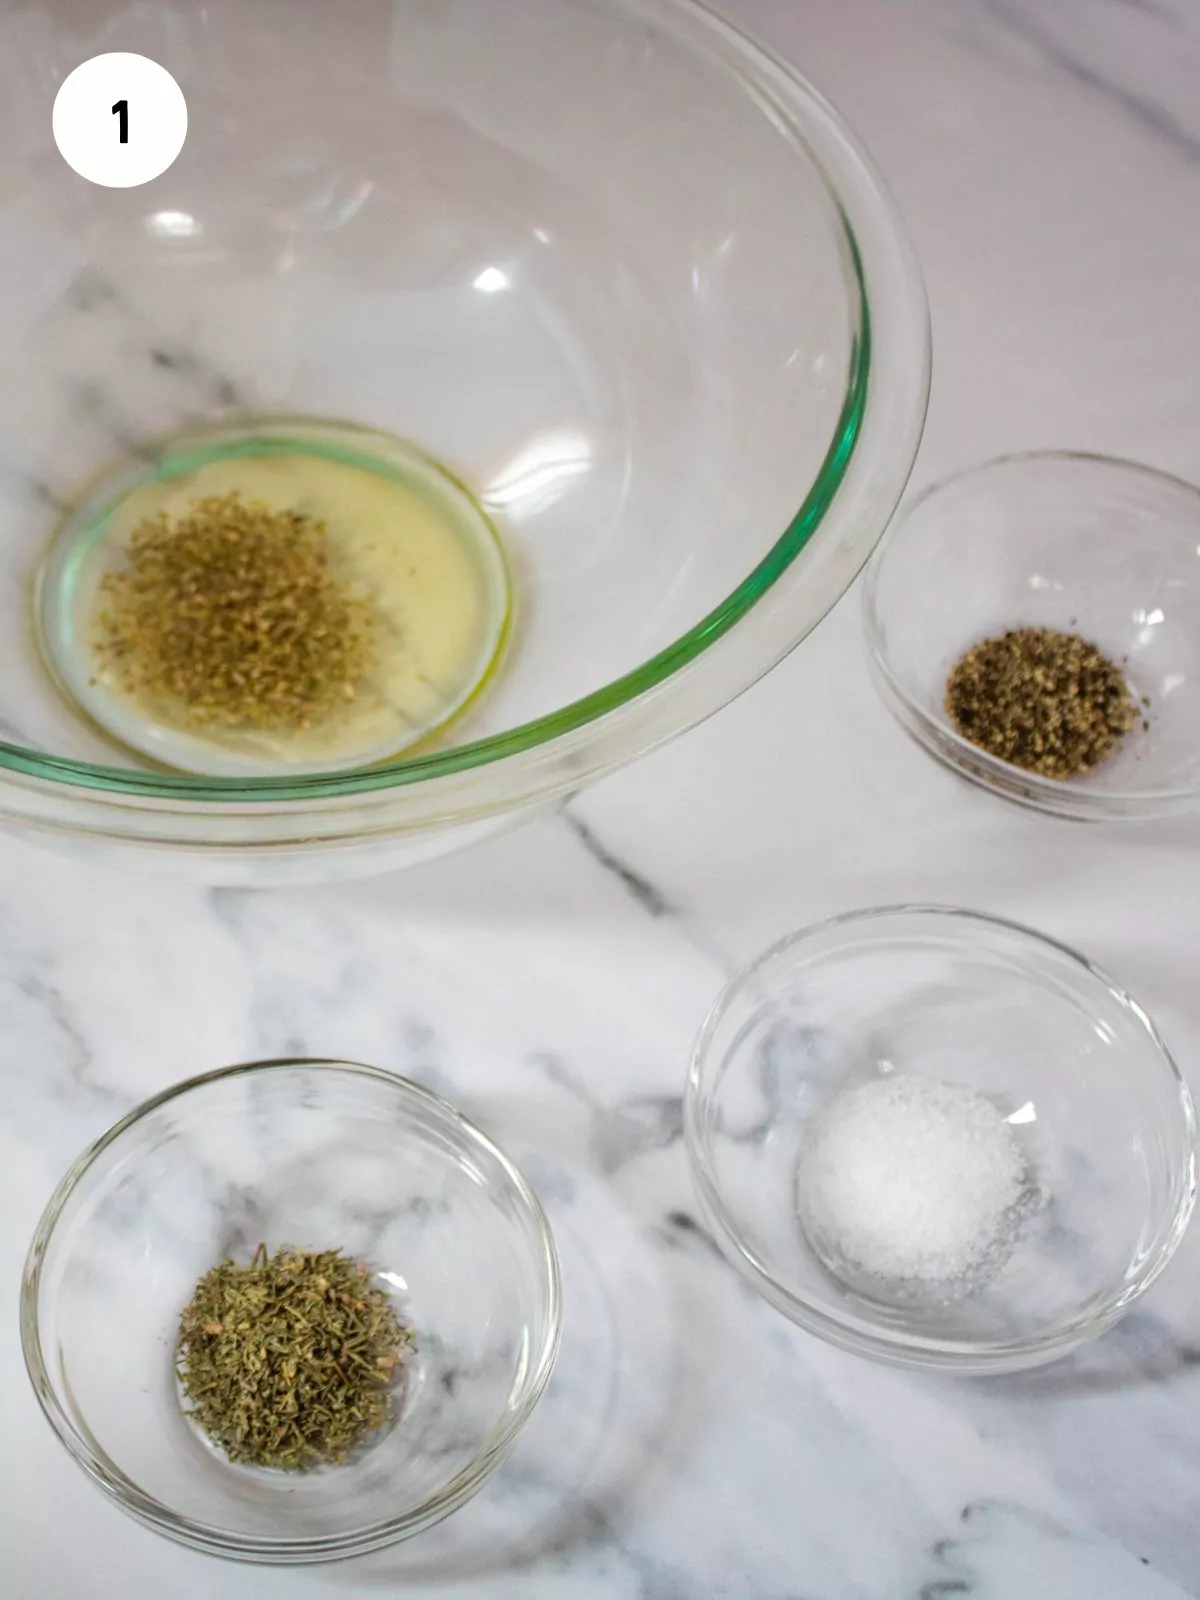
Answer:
20, 1059, 561, 1564
863, 453, 1200, 820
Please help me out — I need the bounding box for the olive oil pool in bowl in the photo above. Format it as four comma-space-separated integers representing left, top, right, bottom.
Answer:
36, 418, 511, 777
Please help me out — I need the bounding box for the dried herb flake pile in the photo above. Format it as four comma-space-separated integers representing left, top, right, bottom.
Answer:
93, 493, 377, 734
945, 627, 1141, 781
176, 1244, 412, 1471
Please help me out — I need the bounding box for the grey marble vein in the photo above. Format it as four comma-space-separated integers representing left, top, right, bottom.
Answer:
563, 809, 675, 919
979, 0, 1200, 163
529, 1050, 683, 1174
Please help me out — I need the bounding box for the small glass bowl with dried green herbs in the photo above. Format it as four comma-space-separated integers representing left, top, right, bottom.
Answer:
864, 453, 1200, 820
21, 1059, 561, 1565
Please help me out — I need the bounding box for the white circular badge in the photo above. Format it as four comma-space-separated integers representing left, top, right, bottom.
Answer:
53, 53, 187, 188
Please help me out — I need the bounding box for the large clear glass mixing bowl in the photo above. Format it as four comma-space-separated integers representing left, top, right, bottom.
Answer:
0, 0, 928, 883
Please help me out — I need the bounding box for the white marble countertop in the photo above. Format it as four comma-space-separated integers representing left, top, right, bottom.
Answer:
5, 1, 1200, 1595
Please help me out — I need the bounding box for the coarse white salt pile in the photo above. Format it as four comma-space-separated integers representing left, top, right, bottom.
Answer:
796, 1074, 1035, 1297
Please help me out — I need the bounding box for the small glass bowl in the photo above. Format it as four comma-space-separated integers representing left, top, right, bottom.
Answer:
863, 453, 1200, 820
685, 907, 1197, 1374
20, 1059, 562, 1564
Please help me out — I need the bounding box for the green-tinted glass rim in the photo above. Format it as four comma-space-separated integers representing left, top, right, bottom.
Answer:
0, 220, 871, 806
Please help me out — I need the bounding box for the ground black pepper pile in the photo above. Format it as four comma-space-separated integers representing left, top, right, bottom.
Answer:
945, 627, 1142, 780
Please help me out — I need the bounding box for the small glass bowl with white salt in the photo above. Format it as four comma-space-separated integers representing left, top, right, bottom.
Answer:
685, 906, 1197, 1374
